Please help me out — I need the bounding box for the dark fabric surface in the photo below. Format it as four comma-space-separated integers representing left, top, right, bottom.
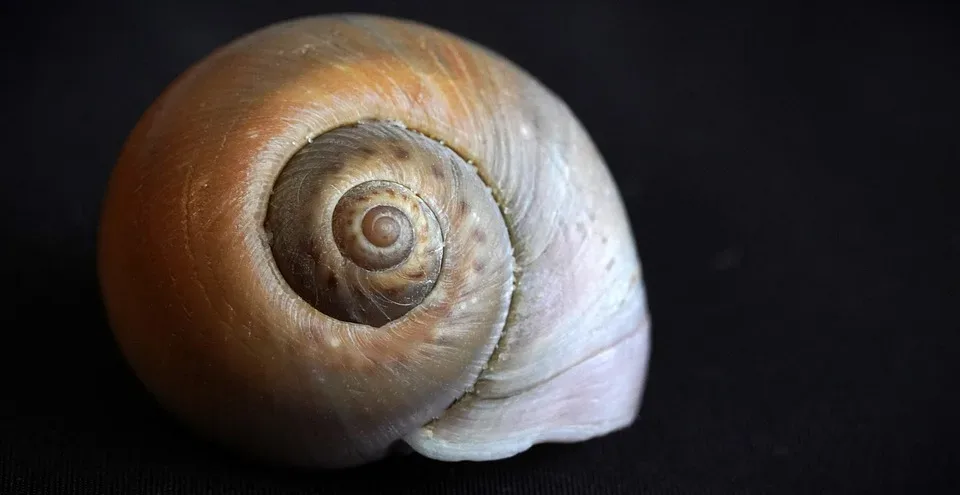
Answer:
3, 1, 958, 493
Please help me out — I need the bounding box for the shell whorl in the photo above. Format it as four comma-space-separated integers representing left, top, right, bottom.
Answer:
97, 13, 650, 469
256, 119, 515, 466
264, 123, 506, 328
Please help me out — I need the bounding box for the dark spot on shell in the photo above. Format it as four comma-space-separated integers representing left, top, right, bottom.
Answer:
456, 200, 470, 220
530, 113, 544, 132
386, 189, 396, 197
431, 164, 445, 179
359, 146, 375, 156
605, 259, 615, 271
392, 146, 410, 160
473, 260, 485, 272
328, 274, 339, 289
427, 298, 454, 320
473, 230, 486, 243
602, 236, 609, 245
328, 162, 344, 171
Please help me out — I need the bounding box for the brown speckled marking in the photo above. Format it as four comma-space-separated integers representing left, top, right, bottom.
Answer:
430, 163, 445, 179
392, 145, 410, 160
455, 200, 469, 221
473, 230, 486, 243
358, 146, 375, 156
473, 260, 485, 273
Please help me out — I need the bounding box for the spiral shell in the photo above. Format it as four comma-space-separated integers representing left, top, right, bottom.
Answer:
264, 122, 510, 330
97, 14, 651, 468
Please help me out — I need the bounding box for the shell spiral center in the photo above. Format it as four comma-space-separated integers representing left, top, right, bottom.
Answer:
264, 123, 459, 328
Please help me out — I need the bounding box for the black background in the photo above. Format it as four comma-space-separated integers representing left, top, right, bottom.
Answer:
3, 1, 958, 493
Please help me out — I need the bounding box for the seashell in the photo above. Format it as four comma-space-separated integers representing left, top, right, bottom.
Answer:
97, 13, 651, 468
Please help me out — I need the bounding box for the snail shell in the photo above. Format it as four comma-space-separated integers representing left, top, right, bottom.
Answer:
97, 14, 651, 468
